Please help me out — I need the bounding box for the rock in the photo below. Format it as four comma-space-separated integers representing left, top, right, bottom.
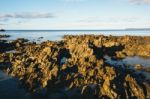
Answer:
125, 74, 145, 99
143, 67, 150, 74
0, 34, 10, 38
0, 35, 149, 99
81, 86, 94, 99
16, 42, 21, 47
134, 64, 143, 70
143, 82, 150, 98
101, 76, 117, 98
38, 37, 44, 39
0, 29, 5, 32
116, 51, 126, 58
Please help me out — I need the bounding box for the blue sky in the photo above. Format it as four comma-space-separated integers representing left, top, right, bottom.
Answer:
0, 0, 150, 30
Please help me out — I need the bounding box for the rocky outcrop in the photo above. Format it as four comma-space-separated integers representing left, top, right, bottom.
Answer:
0, 35, 150, 99
0, 35, 29, 53
0, 35, 10, 38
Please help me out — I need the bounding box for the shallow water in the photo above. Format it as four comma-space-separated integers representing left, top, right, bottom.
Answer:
0, 30, 150, 42
0, 71, 31, 99
0, 71, 11, 81
123, 56, 150, 68
105, 55, 150, 80
105, 56, 150, 68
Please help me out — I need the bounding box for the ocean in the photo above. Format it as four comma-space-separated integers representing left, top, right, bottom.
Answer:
0, 30, 150, 42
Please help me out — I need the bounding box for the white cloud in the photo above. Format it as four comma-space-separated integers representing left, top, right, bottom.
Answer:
0, 18, 8, 22
79, 16, 140, 24
62, 0, 150, 4
130, 0, 150, 4
0, 12, 54, 19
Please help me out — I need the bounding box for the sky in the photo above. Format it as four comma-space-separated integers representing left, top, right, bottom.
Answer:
0, 0, 150, 30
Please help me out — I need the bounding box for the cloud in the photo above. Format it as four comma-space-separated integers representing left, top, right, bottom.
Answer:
0, 18, 8, 22
63, 0, 150, 4
0, 12, 54, 19
74, 16, 149, 29
130, 0, 150, 4
0, 23, 7, 26
79, 16, 139, 24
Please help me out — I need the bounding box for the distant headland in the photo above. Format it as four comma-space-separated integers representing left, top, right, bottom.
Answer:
0, 29, 5, 32
125, 28, 150, 30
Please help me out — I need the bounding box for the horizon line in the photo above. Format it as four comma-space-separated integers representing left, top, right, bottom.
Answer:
3, 28, 150, 31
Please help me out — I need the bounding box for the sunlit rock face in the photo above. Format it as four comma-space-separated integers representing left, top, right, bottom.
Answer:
1, 35, 150, 99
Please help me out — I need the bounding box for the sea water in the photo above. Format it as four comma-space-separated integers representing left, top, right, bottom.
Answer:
0, 30, 150, 42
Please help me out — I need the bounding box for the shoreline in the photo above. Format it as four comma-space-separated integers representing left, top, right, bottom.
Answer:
1, 30, 150, 43
0, 34, 150, 98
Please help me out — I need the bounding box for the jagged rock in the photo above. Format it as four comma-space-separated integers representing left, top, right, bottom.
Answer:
101, 77, 117, 98
81, 85, 99, 99
116, 51, 126, 58
143, 82, 150, 98
0, 35, 150, 99
125, 74, 145, 99
144, 67, 150, 73
134, 64, 143, 70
